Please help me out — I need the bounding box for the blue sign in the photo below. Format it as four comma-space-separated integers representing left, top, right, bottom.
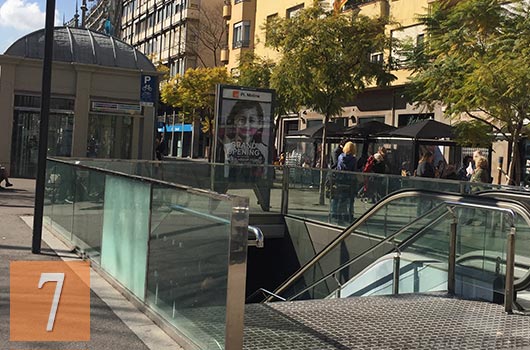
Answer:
140, 75, 157, 106
157, 124, 193, 133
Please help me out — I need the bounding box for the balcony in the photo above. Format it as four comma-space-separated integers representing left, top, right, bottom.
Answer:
221, 48, 229, 63
223, 3, 231, 19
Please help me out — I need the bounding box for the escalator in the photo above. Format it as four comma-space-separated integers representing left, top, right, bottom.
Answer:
262, 189, 530, 312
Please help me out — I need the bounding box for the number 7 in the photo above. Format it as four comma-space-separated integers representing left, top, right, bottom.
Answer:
38, 273, 65, 332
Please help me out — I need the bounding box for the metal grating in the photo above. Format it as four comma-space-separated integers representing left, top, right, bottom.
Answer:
243, 294, 530, 350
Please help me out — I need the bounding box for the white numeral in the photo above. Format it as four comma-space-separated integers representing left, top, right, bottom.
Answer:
38, 272, 65, 332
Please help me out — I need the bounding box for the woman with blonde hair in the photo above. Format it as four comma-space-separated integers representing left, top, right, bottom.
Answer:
330, 141, 357, 225
470, 156, 490, 184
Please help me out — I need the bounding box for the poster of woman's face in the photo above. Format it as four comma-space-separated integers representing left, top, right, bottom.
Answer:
215, 86, 274, 168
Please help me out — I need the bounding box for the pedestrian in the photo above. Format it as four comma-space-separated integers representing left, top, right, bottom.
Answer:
416, 151, 435, 178
470, 156, 491, 191
330, 141, 357, 225
156, 135, 167, 161
0, 165, 13, 188
331, 138, 348, 169
457, 155, 473, 181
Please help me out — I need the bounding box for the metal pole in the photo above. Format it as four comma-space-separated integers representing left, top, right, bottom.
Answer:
448, 221, 457, 295
504, 226, 516, 313
281, 165, 289, 215
181, 112, 185, 157
392, 252, 401, 295
171, 111, 175, 156
32, 0, 56, 254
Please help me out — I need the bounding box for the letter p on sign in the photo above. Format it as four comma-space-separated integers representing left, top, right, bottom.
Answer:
10, 261, 90, 341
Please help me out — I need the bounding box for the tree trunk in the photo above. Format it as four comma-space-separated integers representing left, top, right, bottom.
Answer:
507, 133, 521, 185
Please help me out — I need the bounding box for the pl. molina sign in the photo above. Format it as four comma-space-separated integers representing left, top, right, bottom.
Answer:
140, 74, 157, 106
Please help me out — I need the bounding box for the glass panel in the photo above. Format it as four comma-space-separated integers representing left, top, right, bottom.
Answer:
71, 168, 106, 263
87, 114, 133, 159
45, 161, 75, 241
100, 175, 151, 300
326, 205, 513, 301
146, 185, 232, 349
282, 194, 450, 300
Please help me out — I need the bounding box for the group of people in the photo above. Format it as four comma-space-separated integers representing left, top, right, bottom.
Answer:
328, 138, 390, 225
416, 149, 491, 185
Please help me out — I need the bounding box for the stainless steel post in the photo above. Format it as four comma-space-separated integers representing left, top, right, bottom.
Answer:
225, 196, 250, 350
448, 221, 457, 295
393, 252, 401, 295
504, 226, 516, 313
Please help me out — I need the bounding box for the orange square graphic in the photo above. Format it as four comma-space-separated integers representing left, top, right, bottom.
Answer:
10, 261, 90, 341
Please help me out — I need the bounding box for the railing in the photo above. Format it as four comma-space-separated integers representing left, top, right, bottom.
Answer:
44, 158, 250, 350
64, 158, 529, 228
266, 190, 530, 312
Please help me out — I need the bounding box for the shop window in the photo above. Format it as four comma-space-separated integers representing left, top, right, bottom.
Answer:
87, 114, 133, 159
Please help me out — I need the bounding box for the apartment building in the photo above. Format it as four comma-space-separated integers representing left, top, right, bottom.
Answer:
222, 0, 440, 149
121, 0, 225, 76
85, 0, 123, 37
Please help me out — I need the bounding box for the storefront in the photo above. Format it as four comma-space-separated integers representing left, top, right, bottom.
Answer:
0, 27, 159, 178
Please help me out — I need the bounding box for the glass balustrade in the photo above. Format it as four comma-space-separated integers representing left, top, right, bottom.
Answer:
43, 158, 249, 350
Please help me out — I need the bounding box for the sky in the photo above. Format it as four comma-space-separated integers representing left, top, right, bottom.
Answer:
0, 0, 76, 53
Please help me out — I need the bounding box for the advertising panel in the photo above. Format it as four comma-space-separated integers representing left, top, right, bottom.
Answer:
214, 85, 275, 173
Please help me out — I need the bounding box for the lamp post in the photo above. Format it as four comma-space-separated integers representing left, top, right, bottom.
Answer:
32, 0, 56, 254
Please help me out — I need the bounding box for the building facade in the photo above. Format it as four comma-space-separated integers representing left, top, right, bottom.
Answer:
0, 28, 158, 178
85, 0, 123, 37
120, 0, 225, 76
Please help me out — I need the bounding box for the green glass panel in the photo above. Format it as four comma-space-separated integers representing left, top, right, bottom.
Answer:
101, 175, 150, 300
146, 185, 232, 349
71, 168, 106, 263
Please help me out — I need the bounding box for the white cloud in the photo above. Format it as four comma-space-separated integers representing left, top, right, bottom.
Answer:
0, 0, 61, 32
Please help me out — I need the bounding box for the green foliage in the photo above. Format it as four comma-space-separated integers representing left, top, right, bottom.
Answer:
237, 51, 275, 89
265, 4, 395, 119
160, 67, 234, 125
454, 120, 495, 147
405, 0, 530, 183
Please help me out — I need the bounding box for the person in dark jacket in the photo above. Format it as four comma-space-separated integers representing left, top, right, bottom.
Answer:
331, 142, 357, 225
331, 138, 348, 169
0, 165, 13, 188
416, 151, 435, 178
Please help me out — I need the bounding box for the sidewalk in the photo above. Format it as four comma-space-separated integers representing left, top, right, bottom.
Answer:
0, 179, 182, 350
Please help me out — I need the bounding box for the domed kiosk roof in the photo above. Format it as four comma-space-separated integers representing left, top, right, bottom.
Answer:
5, 27, 156, 72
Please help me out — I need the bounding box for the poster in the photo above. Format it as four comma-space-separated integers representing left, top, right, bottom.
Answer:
214, 85, 275, 175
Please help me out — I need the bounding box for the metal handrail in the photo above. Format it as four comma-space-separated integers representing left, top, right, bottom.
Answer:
286, 204, 452, 301
248, 226, 265, 248
286, 201, 519, 312
246, 288, 286, 303
269, 189, 530, 304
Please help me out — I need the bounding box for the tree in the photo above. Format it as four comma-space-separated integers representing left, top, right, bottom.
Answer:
160, 67, 234, 158
186, 2, 227, 67
405, 0, 530, 184
237, 52, 275, 90
265, 1, 394, 202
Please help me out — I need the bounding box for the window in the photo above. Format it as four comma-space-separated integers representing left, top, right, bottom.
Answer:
370, 52, 384, 65
265, 13, 278, 44
233, 21, 251, 48
286, 4, 304, 18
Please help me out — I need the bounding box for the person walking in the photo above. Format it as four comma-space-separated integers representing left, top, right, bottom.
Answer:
0, 165, 13, 188
331, 142, 357, 225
